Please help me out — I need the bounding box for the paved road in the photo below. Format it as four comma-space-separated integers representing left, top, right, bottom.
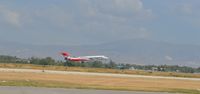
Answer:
0, 86, 174, 94
0, 68, 199, 81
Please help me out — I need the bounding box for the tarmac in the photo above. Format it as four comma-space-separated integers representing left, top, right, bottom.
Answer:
0, 86, 174, 94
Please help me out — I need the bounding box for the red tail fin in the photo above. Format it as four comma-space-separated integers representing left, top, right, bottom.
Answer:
61, 52, 70, 57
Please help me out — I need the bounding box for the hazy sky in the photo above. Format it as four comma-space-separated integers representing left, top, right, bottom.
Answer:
0, 0, 200, 45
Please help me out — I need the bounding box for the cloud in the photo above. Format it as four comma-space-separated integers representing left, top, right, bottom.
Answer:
0, 0, 153, 31
173, 2, 200, 28
33, 6, 72, 28
173, 3, 194, 15
23, 0, 152, 42
0, 6, 21, 27
165, 56, 173, 61
77, 21, 151, 42
78, 0, 152, 41
0, 4, 73, 30
79, 0, 153, 21
105, 25, 148, 38
0, 1, 153, 45
180, 4, 193, 14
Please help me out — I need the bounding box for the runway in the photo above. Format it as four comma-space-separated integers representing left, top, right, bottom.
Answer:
0, 68, 199, 81
0, 86, 173, 94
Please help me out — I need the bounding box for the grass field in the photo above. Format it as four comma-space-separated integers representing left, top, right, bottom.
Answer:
0, 72, 199, 94
0, 63, 200, 93
0, 63, 200, 78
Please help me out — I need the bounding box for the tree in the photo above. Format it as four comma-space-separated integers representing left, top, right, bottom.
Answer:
0, 55, 18, 63
29, 57, 40, 64
91, 61, 104, 68
65, 61, 78, 67
105, 60, 117, 69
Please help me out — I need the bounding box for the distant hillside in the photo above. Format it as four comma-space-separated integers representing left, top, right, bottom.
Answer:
1, 39, 200, 67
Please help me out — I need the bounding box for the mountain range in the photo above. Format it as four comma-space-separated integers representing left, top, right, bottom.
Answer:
0, 39, 200, 67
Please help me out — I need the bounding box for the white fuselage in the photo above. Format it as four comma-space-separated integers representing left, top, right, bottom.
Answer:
61, 52, 109, 62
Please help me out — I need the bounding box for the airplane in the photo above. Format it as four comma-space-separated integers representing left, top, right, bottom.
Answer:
60, 52, 109, 62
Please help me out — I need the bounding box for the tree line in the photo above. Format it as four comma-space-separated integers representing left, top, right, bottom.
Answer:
0, 55, 199, 73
